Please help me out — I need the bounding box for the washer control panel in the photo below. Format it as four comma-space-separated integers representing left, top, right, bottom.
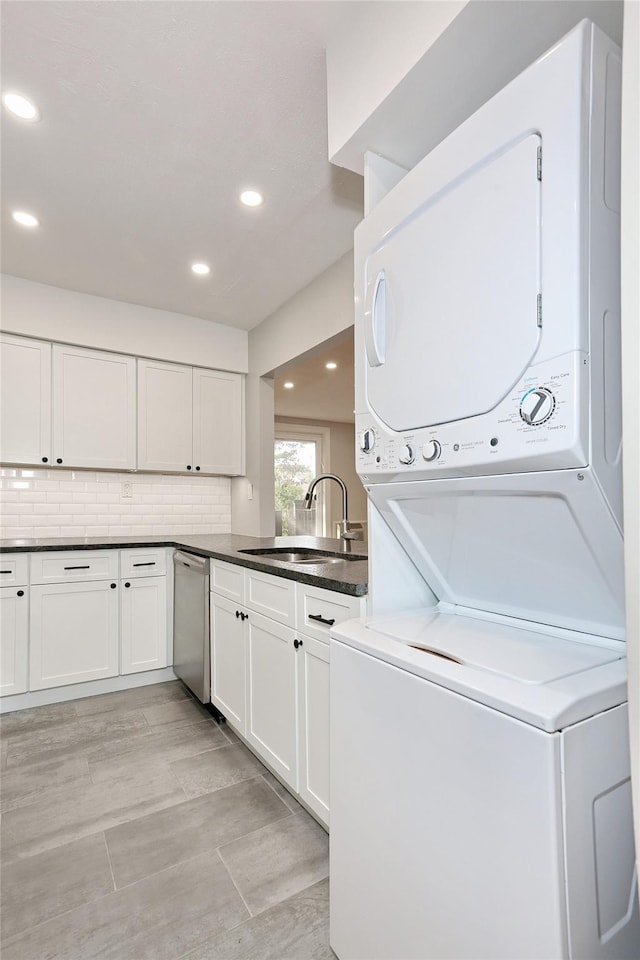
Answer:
358, 354, 588, 481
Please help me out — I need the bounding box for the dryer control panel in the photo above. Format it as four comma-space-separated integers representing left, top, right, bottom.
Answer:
357, 353, 588, 482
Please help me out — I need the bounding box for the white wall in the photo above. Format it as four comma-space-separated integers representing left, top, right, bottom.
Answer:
327, 1, 465, 167
231, 254, 355, 537
327, 0, 623, 174
621, 0, 640, 873
1, 275, 248, 372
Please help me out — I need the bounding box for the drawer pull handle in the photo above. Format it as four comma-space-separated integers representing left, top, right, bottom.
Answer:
308, 614, 336, 627
0, 570, 12, 574
64, 565, 91, 570
133, 562, 155, 567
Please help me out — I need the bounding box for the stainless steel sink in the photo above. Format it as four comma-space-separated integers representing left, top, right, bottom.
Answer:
238, 548, 365, 564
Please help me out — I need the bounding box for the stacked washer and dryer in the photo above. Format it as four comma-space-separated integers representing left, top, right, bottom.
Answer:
330, 21, 638, 960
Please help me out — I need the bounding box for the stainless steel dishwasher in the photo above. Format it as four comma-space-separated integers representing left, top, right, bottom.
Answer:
173, 550, 211, 704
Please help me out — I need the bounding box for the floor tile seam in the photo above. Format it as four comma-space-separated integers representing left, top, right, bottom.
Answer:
260, 771, 301, 812
84, 720, 217, 771
213, 844, 256, 919
1, 787, 194, 868
101, 830, 117, 893
215, 807, 298, 862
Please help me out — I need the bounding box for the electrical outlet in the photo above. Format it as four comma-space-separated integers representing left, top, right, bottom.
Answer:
122, 481, 133, 498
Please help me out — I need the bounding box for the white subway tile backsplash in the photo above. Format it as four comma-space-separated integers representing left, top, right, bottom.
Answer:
0, 469, 232, 539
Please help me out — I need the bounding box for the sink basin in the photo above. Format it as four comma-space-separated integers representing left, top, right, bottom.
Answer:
238, 548, 365, 564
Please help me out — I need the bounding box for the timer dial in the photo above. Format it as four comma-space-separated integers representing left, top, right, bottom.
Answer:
360, 428, 376, 453
422, 440, 441, 462
398, 443, 415, 465
520, 388, 555, 425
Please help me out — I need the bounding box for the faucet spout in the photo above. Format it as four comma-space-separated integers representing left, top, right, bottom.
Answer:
304, 473, 361, 547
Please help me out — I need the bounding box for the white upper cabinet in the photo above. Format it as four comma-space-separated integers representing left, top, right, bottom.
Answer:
193, 367, 244, 475
52, 345, 136, 469
139, 359, 245, 475
0, 335, 51, 466
137, 359, 193, 472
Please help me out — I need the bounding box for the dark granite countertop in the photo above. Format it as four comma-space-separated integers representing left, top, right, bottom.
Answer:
0, 534, 368, 597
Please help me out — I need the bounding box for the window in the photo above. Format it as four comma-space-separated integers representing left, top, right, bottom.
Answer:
274, 426, 329, 536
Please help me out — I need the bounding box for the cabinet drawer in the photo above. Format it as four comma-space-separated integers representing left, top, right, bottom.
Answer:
210, 560, 245, 603
0, 554, 29, 586
121, 548, 167, 578
30, 551, 119, 584
296, 583, 364, 643
245, 569, 296, 627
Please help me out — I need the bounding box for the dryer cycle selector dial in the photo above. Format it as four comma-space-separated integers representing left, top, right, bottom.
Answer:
422, 440, 441, 462
398, 443, 415, 465
360, 428, 376, 453
520, 387, 555, 425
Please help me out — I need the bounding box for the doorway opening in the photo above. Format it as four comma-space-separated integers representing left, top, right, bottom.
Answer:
274, 426, 329, 536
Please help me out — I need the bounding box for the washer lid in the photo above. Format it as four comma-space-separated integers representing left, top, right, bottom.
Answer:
332, 611, 626, 732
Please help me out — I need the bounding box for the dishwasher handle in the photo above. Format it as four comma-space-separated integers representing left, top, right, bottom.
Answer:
173, 550, 209, 573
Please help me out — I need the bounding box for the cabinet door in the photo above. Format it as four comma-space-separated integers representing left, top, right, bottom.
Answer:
0, 586, 29, 696
246, 609, 298, 790
138, 359, 193, 472
52, 344, 136, 470
0, 335, 51, 466
193, 368, 244, 475
121, 577, 168, 674
210, 592, 246, 733
30, 580, 119, 690
296, 633, 330, 826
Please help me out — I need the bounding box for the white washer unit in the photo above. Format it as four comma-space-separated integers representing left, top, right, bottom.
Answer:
331, 20, 638, 960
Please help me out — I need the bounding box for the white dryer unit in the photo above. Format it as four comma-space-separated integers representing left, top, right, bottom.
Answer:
331, 19, 637, 960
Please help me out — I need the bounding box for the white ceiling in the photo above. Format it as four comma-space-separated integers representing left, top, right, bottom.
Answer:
274, 332, 354, 423
0, 1, 366, 331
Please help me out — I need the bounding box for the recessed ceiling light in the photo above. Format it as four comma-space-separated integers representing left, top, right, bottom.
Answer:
12, 210, 39, 228
2, 92, 40, 121
240, 190, 264, 208
191, 262, 210, 275
326, 362, 338, 370
283, 382, 294, 389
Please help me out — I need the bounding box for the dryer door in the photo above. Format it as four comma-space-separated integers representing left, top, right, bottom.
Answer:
364, 134, 542, 432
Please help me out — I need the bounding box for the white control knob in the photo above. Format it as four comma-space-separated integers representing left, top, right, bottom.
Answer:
398, 443, 415, 465
520, 388, 555, 425
360, 428, 375, 453
422, 440, 441, 462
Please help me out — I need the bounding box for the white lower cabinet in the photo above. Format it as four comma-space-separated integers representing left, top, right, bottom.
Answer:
246, 610, 298, 790
0, 585, 29, 696
296, 632, 330, 825
210, 558, 365, 827
210, 593, 246, 733
29, 580, 119, 690
121, 576, 168, 674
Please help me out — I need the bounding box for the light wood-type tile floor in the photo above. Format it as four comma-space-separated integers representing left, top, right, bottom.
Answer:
0, 681, 334, 960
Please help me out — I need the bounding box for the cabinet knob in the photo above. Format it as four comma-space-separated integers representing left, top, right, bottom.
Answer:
195, 466, 201, 471
186, 465, 192, 470
124, 582, 131, 588
42, 456, 48, 463
236, 610, 241, 618
17, 589, 24, 597
294, 638, 303, 649
110, 583, 117, 589
243, 612, 248, 621
56, 458, 63, 464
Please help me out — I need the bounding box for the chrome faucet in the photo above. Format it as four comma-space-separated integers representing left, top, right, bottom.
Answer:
304, 473, 362, 548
